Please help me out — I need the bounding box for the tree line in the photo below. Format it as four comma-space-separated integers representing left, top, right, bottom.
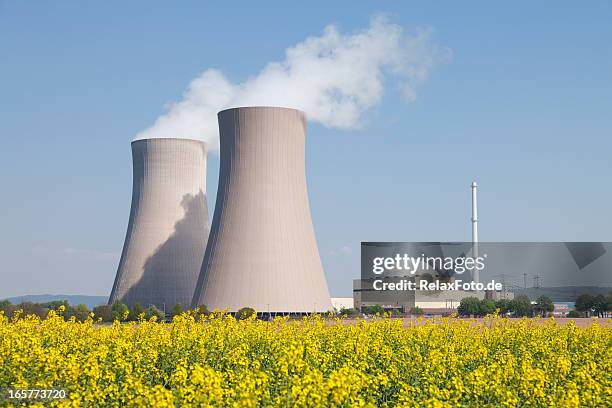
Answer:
458, 291, 612, 318
574, 293, 612, 317
457, 295, 553, 317
0, 299, 260, 322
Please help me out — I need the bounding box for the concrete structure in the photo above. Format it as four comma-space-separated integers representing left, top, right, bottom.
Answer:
192, 107, 332, 313
485, 289, 514, 301
331, 297, 354, 312
110, 138, 209, 310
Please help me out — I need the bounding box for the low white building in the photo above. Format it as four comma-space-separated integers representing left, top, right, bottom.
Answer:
331, 297, 354, 311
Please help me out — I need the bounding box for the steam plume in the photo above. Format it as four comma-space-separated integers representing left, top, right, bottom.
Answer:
136, 16, 450, 149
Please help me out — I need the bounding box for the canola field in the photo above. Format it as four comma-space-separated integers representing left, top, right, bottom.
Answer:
0, 310, 610, 407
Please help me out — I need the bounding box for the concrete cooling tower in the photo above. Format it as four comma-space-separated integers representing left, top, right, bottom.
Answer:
192, 106, 332, 313
109, 138, 209, 310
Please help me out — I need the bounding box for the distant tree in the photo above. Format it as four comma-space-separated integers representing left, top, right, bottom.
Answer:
193, 304, 210, 318
110, 301, 129, 321
17, 302, 48, 319
593, 294, 607, 318
42, 300, 69, 311
237, 307, 255, 320
2, 304, 17, 319
0, 300, 12, 317
533, 296, 554, 317
389, 308, 403, 317
338, 307, 359, 317
478, 299, 497, 316
494, 299, 512, 315
510, 295, 532, 317
144, 305, 165, 321
575, 294, 595, 317
93, 305, 113, 322
567, 310, 583, 318
62, 305, 76, 320
409, 306, 424, 316
128, 303, 145, 321
171, 303, 183, 318
65, 304, 91, 322
361, 305, 385, 316
74, 304, 91, 322
458, 297, 480, 317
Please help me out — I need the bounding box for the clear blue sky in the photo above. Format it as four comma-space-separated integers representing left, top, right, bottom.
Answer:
1, 1, 611, 298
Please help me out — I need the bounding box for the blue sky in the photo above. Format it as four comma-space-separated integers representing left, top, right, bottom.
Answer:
1, 1, 611, 298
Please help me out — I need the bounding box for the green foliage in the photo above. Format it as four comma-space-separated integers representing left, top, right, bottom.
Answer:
533, 296, 554, 317
237, 307, 256, 320
575, 294, 594, 314
409, 306, 424, 316
510, 295, 532, 317
171, 304, 183, 317
111, 301, 129, 321
458, 297, 481, 316
0, 301, 16, 318
495, 299, 513, 315
338, 307, 359, 317
361, 305, 385, 315
460, 297, 534, 317
592, 294, 607, 317
193, 304, 210, 318
575, 293, 611, 317
65, 304, 91, 322
92, 305, 113, 322
479, 299, 497, 316
16, 302, 48, 319
129, 303, 145, 321
144, 305, 165, 321
389, 308, 403, 316
41, 300, 69, 311
567, 310, 583, 318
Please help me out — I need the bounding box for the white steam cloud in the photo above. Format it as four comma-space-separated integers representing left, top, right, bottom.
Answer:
136, 16, 450, 149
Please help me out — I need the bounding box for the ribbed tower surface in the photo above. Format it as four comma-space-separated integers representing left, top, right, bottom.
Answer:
192, 107, 332, 313
110, 138, 209, 309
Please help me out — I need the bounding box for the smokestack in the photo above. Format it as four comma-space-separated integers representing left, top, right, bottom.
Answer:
110, 138, 209, 309
471, 180, 479, 284
192, 107, 332, 313
472, 180, 478, 243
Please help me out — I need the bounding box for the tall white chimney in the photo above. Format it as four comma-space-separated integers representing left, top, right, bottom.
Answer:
471, 180, 479, 284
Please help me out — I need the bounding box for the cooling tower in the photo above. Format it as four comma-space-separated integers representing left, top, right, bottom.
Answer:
109, 138, 209, 310
192, 107, 332, 313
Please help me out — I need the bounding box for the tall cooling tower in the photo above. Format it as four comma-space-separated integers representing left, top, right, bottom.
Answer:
192, 106, 332, 313
110, 138, 209, 309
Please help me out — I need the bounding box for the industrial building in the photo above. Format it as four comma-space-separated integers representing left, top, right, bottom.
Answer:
192, 107, 332, 313
353, 277, 487, 314
109, 138, 209, 310
353, 181, 509, 315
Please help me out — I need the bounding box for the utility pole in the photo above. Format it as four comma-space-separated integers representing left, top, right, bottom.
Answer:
533, 275, 541, 289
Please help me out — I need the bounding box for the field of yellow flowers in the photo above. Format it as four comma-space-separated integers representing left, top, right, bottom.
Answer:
0, 310, 610, 407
